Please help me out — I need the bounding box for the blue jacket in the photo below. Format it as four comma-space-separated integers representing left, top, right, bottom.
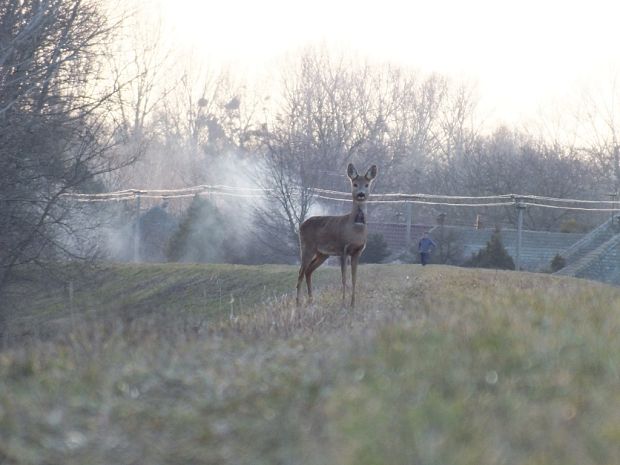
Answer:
418, 237, 437, 253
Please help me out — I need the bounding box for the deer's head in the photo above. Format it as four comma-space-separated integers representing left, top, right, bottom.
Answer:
347, 163, 378, 203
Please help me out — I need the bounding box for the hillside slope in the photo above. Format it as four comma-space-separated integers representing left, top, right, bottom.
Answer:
2, 263, 334, 341
1, 264, 620, 465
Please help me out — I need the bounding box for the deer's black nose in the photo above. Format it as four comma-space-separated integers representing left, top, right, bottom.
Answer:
356, 193, 366, 200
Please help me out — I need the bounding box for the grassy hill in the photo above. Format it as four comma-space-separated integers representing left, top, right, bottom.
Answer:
1, 263, 620, 465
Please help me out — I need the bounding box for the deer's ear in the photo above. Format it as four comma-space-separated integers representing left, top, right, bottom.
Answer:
365, 165, 378, 181
347, 163, 359, 180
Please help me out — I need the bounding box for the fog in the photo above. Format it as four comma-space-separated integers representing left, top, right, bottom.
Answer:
77, 14, 619, 265
150, 0, 620, 127
3, 4, 620, 462
95, 151, 270, 264
2, 0, 620, 290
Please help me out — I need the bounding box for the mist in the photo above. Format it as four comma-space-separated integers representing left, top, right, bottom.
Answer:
4, 3, 620, 464
3, 0, 620, 290
88, 151, 269, 265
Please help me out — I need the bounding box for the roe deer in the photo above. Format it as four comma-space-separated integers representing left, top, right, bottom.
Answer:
296, 163, 378, 308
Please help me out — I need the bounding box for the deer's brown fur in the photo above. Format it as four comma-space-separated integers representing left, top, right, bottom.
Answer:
296, 163, 378, 308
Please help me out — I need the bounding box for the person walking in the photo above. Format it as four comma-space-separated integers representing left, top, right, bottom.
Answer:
418, 232, 437, 266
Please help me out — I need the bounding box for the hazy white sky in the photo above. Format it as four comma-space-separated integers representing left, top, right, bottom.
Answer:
153, 0, 620, 125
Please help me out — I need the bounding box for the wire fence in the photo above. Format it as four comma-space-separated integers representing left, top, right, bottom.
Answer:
53, 183, 620, 268
58, 184, 620, 212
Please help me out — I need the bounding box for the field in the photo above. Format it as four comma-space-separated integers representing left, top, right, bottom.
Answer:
1, 263, 620, 465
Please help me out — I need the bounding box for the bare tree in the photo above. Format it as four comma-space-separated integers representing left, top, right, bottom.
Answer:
254, 48, 374, 259
427, 127, 597, 230
151, 64, 258, 187
0, 0, 129, 296
101, 7, 177, 190
252, 48, 484, 258
576, 73, 620, 193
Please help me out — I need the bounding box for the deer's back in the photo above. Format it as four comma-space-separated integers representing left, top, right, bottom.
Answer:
299, 214, 367, 256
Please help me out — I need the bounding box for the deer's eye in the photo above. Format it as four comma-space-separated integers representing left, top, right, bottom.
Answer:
365, 184, 369, 188
353, 183, 358, 187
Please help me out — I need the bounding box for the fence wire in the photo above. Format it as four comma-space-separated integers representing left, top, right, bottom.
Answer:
56, 184, 620, 212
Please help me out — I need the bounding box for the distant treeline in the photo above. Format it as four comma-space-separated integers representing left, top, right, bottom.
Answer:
1, 0, 617, 293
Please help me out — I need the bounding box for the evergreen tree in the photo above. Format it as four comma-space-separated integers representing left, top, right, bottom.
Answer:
167, 196, 230, 263
139, 204, 178, 262
465, 227, 515, 270
550, 254, 566, 272
360, 233, 391, 263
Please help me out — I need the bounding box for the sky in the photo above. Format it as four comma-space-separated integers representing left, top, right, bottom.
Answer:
152, 0, 620, 125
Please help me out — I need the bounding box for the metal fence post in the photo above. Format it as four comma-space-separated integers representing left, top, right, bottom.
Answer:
515, 197, 526, 271
405, 202, 412, 249
134, 191, 141, 262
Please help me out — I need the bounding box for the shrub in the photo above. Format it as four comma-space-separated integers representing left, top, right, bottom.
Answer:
167, 196, 233, 263
139, 204, 178, 262
550, 253, 566, 272
432, 228, 463, 265
560, 218, 589, 233
361, 233, 391, 263
464, 227, 515, 270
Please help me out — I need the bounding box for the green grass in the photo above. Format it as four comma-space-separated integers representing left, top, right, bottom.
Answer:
1, 264, 620, 465
2, 263, 337, 340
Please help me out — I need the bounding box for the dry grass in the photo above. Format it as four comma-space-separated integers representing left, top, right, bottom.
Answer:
1, 263, 620, 464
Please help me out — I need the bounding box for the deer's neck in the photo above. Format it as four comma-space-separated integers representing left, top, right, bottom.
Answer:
351, 202, 367, 225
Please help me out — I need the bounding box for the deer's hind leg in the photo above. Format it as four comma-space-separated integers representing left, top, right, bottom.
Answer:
296, 248, 316, 306
305, 252, 328, 304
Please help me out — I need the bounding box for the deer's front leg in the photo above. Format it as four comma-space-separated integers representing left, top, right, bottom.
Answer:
340, 254, 347, 304
350, 251, 361, 308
